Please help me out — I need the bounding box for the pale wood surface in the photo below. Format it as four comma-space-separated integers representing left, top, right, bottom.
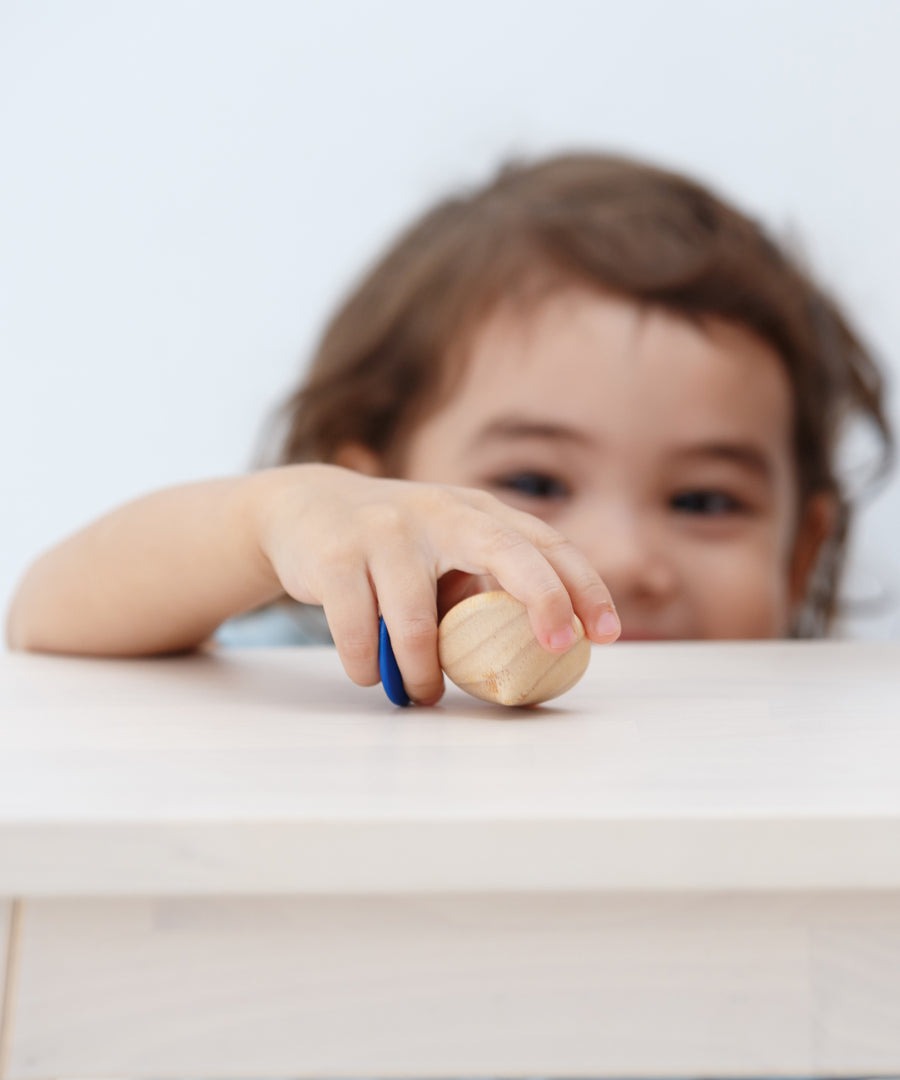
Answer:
3, 641, 900, 1078
7, 891, 900, 1079
2, 642, 900, 895
0, 902, 8, 1015
0, 900, 11, 1074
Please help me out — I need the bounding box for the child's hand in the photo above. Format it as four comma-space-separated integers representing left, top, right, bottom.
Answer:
251, 464, 620, 704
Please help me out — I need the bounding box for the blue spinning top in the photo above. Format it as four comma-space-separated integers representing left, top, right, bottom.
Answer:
378, 616, 410, 707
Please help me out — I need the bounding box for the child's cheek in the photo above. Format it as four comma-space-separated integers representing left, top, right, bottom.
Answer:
692, 549, 792, 639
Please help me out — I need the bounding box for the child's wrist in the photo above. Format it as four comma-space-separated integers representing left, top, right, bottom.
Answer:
230, 469, 292, 605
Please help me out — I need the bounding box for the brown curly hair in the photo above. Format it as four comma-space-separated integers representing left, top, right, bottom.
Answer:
259, 152, 894, 636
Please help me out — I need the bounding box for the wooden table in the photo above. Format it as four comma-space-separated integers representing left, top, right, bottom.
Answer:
1, 641, 900, 1078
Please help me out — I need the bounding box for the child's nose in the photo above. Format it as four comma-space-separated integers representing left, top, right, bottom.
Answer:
574, 507, 678, 604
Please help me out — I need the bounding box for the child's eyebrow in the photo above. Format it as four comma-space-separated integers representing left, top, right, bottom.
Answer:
471, 421, 775, 478
470, 420, 775, 480
671, 442, 775, 481
470, 418, 594, 447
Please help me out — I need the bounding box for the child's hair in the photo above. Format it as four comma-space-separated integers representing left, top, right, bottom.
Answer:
259, 151, 894, 637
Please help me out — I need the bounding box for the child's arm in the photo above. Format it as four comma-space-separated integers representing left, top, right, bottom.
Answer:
5, 475, 284, 657
6, 464, 619, 703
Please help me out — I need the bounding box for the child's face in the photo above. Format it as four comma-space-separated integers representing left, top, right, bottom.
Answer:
397, 286, 830, 640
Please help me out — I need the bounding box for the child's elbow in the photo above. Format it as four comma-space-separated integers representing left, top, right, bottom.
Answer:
5, 597, 42, 652
4, 581, 61, 653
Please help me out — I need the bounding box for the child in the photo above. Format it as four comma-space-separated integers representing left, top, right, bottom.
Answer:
5, 152, 894, 705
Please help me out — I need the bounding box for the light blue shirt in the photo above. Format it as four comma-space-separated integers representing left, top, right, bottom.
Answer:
215, 602, 333, 647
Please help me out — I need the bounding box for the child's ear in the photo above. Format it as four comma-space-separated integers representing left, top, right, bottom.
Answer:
789, 491, 839, 609
332, 442, 385, 477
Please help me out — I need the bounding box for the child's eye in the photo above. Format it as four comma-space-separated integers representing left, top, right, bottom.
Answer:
493, 472, 570, 500
671, 490, 745, 515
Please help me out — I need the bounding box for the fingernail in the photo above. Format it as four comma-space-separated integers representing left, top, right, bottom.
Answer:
548, 624, 577, 651
594, 610, 620, 639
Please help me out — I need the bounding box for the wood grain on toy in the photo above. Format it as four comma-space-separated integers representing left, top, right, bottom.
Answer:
438, 590, 590, 706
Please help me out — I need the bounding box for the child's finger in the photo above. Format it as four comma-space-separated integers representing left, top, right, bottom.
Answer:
369, 557, 444, 706
508, 518, 621, 645
458, 515, 580, 653
452, 501, 619, 650
319, 574, 381, 687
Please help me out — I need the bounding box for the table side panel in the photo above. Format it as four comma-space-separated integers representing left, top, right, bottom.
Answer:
0, 899, 12, 1078
8, 892, 900, 1079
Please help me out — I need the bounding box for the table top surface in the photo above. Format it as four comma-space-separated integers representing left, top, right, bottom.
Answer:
2, 641, 900, 895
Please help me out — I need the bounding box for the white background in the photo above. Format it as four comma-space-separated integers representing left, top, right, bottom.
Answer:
2, 0, 898, 639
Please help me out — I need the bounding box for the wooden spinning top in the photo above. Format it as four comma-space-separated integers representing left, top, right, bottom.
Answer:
438, 590, 590, 706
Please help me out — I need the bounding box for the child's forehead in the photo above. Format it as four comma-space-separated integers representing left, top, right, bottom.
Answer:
453, 286, 794, 434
